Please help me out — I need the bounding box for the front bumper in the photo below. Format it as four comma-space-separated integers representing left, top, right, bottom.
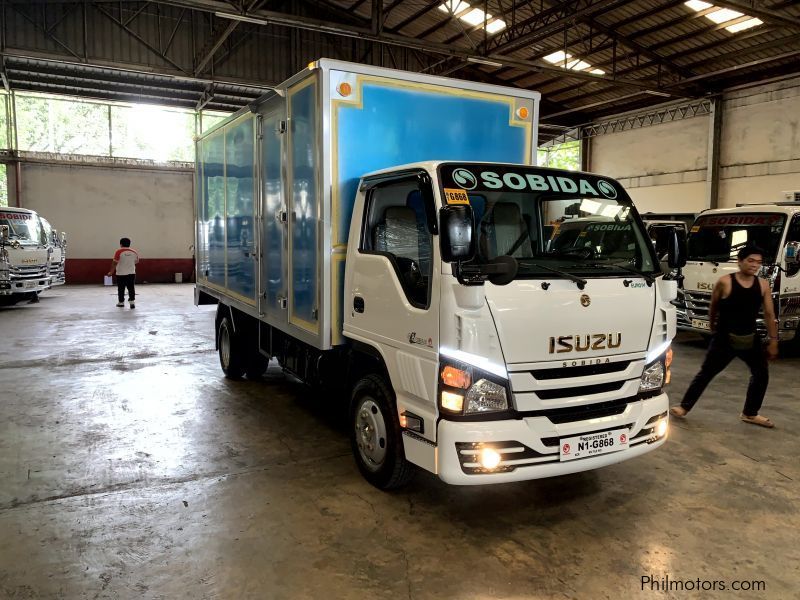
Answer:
436, 393, 669, 485
0, 276, 52, 295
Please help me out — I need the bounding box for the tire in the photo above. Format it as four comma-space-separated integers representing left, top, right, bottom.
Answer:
350, 374, 415, 490
218, 316, 244, 379
245, 353, 269, 380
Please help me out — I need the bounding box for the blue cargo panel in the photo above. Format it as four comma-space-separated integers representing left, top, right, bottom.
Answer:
201, 132, 226, 288
331, 75, 532, 247
288, 78, 319, 334
225, 118, 256, 303
261, 109, 286, 318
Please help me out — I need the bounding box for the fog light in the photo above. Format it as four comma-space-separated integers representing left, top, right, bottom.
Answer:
656, 420, 668, 438
479, 447, 501, 469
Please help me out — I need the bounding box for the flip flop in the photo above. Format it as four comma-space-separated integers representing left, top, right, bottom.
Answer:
669, 406, 688, 418
740, 414, 774, 428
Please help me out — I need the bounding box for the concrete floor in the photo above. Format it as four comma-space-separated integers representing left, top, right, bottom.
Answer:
0, 284, 797, 599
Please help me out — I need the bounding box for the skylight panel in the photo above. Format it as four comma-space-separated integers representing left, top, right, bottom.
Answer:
589, 69, 605, 75
486, 19, 506, 34
684, 1, 761, 32
543, 51, 571, 65
725, 17, 763, 32
705, 8, 743, 24
567, 60, 591, 71
461, 8, 491, 26
684, 0, 712, 11
438, 0, 470, 15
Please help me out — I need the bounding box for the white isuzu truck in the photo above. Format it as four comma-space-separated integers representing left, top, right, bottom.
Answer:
40, 217, 67, 287
195, 60, 685, 488
677, 203, 800, 344
0, 207, 52, 304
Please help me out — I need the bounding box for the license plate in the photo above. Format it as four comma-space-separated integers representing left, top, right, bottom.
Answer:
24, 281, 36, 289
560, 428, 629, 462
692, 318, 710, 331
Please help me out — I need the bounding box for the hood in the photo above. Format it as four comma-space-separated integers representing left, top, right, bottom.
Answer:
682, 261, 739, 293
484, 278, 655, 365
6, 246, 49, 267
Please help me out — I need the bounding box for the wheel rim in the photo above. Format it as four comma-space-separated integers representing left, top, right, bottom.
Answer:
220, 323, 231, 369
354, 397, 388, 472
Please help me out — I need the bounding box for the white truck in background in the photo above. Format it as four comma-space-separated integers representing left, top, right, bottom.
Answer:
0, 207, 52, 304
677, 203, 800, 345
195, 60, 687, 489
40, 217, 67, 286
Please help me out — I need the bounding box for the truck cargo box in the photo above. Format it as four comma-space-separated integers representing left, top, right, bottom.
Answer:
195, 59, 540, 350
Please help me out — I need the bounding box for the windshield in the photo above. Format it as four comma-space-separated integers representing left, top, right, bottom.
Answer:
438, 164, 657, 278
687, 213, 785, 262
40, 218, 53, 246
0, 211, 42, 244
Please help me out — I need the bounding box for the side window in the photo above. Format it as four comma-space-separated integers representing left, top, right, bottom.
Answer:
787, 216, 800, 276
361, 178, 434, 308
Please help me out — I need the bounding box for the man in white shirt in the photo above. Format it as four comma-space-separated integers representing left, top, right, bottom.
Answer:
108, 237, 139, 309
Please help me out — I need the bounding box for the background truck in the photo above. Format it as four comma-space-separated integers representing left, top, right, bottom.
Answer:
194, 60, 685, 489
40, 217, 67, 287
0, 207, 52, 304
677, 203, 800, 345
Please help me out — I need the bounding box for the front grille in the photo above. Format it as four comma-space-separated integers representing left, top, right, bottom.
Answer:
685, 291, 711, 319
525, 396, 639, 424
10, 265, 48, 280
531, 360, 631, 380
535, 381, 626, 401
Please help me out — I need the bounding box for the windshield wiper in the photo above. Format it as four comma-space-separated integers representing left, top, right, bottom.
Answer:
523, 261, 588, 289
570, 261, 656, 286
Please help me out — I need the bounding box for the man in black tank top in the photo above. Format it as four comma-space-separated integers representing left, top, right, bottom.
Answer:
670, 246, 778, 428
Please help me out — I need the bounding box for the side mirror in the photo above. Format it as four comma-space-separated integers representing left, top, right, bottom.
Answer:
667, 226, 687, 269
785, 241, 800, 265
0, 225, 8, 243
61, 232, 67, 245
439, 205, 475, 263
51, 230, 58, 244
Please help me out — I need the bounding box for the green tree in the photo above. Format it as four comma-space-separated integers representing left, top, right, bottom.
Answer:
16, 94, 109, 155
538, 141, 581, 171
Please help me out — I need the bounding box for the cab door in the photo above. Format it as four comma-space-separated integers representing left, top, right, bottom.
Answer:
344, 172, 440, 440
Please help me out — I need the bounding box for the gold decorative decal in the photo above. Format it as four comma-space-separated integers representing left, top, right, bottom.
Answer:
580, 294, 591, 307
548, 333, 622, 354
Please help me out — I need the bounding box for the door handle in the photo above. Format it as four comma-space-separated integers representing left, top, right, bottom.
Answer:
353, 296, 365, 313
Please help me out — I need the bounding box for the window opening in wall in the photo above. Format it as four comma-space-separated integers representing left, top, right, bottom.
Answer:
0, 164, 7, 207
0, 93, 9, 150
201, 111, 231, 133
538, 140, 581, 171
10, 92, 232, 163
111, 104, 195, 162
16, 93, 110, 155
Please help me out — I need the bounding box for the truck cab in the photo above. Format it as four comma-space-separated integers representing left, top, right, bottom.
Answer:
40, 217, 66, 287
677, 204, 800, 341
0, 207, 52, 303
344, 162, 681, 485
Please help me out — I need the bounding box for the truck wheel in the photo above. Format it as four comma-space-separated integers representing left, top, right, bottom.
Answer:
350, 374, 415, 490
218, 316, 244, 379
246, 353, 269, 380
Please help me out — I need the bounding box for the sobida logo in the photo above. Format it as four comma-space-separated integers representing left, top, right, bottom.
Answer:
450, 168, 619, 199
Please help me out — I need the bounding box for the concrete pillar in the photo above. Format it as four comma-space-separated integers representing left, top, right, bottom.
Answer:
706, 97, 723, 210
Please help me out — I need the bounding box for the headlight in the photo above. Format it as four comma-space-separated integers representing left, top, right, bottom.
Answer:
465, 379, 508, 414
438, 360, 512, 417
639, 360, 665, 395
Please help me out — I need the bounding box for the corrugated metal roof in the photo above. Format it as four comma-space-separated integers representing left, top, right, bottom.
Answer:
1, 0, 799, 141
